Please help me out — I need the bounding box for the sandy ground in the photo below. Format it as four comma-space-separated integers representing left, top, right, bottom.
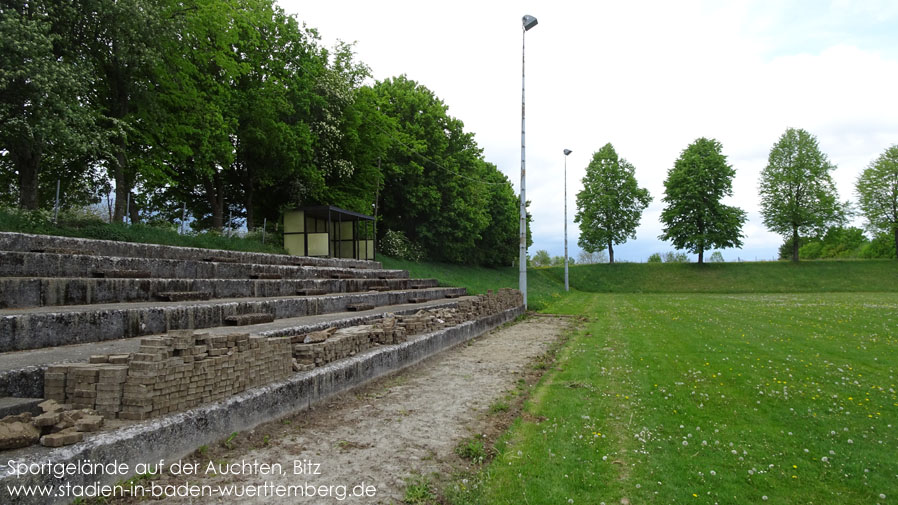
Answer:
121, 315, 572, 505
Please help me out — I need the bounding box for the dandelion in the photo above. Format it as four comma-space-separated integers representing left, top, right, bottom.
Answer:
880, 494, 886, 499
710, 470, 716, 476
762, 496, 768, 501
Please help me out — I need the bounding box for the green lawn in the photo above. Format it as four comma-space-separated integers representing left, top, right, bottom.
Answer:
454, 292, 898, 504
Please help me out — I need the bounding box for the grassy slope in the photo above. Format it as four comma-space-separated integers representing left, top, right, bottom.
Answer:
380, 257, 898, 301
0, 208, 286, 254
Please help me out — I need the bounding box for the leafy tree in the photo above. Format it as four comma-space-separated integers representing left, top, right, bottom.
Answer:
759, 128, 845, 262
0, 1, 96, 210
659, 138, 746, 264
662, 251, 690, 263
856, 144, 898, 258
531, 249, 551, 267
79, 0, 171, 223
577, 249, 608, 264
373, 75, 501, 264
574, 143, 651, 263
860, 231, 898, 259
647, 252, 662, 263
709, 251, 725, 262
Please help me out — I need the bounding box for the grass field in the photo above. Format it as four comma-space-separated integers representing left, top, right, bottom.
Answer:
450, 292, 898, 504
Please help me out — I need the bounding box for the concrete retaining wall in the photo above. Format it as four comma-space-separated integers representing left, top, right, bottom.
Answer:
0, 288, 467, 353
0, 232, 380, 270
0, 305, 524, 505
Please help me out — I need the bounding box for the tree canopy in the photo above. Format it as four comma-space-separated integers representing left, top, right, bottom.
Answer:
659, 137, 746, 264
759, 128, 845, 262
856, 144, 898, 258
574, 143, 651, 264
0, 0, 522, 266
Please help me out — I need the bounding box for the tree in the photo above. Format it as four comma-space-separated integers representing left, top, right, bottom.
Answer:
759, 128, 844, 262
577, 249, 607, 264
372, 76, 498, 264
709, 251, 725, 263
574, 143, 651, 263
856, 144, 898, 258
531, 250, 551, 267
0, 1, 96, 210
659, 138, 746, 264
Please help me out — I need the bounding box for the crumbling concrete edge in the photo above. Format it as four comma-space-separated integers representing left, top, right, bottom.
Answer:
0, 305, 524, 505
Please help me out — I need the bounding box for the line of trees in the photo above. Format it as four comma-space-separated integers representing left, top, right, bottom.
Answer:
576, 129, 898, 262
0, 0, 522, 266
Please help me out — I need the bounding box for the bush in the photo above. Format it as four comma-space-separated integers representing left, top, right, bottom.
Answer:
379, 229, 424, 262
860, 232, 897, 259
662, 251, 690, 263
647, 252, 662, 263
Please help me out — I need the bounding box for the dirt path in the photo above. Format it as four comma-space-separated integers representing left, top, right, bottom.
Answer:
122, 315, 572, 505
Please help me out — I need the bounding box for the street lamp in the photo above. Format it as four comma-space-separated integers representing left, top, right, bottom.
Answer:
520, 14, 537, 309
563, 148, 572, 292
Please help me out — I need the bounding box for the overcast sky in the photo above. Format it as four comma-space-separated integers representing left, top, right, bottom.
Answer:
282, 0, 898, 262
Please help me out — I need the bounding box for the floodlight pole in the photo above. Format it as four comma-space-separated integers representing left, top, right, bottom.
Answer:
520, 14, 537, 310
563, 148, 572, 292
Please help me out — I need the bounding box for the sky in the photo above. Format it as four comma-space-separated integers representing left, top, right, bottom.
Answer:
282, 0, 898, 262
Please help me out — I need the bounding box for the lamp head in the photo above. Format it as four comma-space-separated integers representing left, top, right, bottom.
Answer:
564, 149, 572, 156
522, 15, 538, 31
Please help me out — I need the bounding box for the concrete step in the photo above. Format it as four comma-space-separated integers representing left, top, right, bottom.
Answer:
0, 287, 467, 353
0, 231, 380, 270
0, 296, 477, 398
0, 277, 440, 309
0, 397, 42, 418
0, 250, 407, 281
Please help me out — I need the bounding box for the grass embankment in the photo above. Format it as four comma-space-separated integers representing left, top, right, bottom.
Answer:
380, 257, 898, 300
455, 292, 898, 504
0, 207, 286, 254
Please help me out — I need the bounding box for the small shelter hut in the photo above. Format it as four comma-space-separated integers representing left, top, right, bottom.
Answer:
283, 206, 375, 260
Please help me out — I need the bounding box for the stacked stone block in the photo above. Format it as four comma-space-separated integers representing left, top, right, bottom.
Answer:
44, 331, 292, 421
290, 289, 523, 370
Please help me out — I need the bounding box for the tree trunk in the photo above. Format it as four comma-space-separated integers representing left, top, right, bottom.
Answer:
15, 147, 41, 210
128, 192, 140, 224
244, 170, 255, 231
698, 247, 704, 264
112, 149, 129, 224
608, 241, 614, 264
894, 226, 898, 260
203, 171, 225, 231
792, 225, 800, 262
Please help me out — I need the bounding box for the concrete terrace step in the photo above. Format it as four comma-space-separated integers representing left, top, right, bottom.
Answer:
0, 296, 477, 399
0, 277, 441, 309
0, 287, 467, 353
0, 232, 380, 270
0, 250, 407, 281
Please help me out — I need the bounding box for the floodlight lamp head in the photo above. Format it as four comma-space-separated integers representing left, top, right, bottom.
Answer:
522, 15, 538, 31
564, 149, 572, 156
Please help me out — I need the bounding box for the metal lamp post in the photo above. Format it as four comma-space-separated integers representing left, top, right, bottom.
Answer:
520, 14, 537, 309
563, 148, 572, 291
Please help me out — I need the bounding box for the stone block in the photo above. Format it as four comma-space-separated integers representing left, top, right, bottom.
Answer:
0, 422, 40, 450
40, 428, 83, 447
